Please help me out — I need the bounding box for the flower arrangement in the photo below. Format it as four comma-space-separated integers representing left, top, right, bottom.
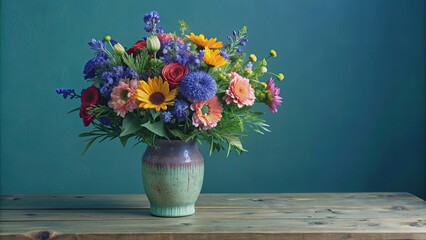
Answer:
57, 11, 284, 155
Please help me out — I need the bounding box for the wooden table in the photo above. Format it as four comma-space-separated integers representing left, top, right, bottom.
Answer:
1, 193, 425, 239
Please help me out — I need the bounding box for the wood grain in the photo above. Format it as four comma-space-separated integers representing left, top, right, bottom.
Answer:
0, 193, 425, 240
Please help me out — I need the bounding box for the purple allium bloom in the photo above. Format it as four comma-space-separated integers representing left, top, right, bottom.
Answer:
180, 71, 217, 101
238, 38, 248, 46
83, 51, 109, 80
173, 99, 188, 119
99, 117, 110, 126
161, 111, 172, 123
88, 38, 105, 51
56, 88, 77, 99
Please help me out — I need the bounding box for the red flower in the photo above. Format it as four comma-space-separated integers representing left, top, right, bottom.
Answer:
79, 106, 95, 127
126, 39, 147, 55
161, 63, 188, 88
81, 85, 99, 107
80, 85, 99, 126
157, 33, 184, 44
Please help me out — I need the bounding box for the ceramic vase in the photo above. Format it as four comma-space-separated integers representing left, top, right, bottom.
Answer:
142, 139, 204, 217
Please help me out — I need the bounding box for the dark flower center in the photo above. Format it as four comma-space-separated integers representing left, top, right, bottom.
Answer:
120, 90, 129, 101
149, 92, 165, 105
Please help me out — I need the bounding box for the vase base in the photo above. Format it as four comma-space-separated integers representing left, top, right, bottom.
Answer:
150, 204, 195, 217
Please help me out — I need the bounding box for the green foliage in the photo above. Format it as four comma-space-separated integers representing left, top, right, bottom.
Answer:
122, 50, 150, 76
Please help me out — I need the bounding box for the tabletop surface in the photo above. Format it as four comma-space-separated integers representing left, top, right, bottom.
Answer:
0, 193, 425, 240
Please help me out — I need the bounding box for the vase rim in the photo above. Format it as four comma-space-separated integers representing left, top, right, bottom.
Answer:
153, 139, 197, 145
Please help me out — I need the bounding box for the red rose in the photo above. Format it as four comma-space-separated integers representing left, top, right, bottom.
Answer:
81, 85, 99, 107
161, 63, 188, 88
79, 106, 95, 127
126, 39, 147, 55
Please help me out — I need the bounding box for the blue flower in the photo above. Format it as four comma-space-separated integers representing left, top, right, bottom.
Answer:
88, 38, 105, 51
238, 38, 248, 46
56, 88, 76, 99
99, 66, 139, 98
173, 99, 188, 119
180, 71, 217, 101
161, 111, 172, 123
83, 51, 109, 80
236, 47, 243, 53
220, 51, 230, 60
100, 117, 110, 126
143, 11, 163, 34
161, 41, 203, 70
245, 62, 253, 70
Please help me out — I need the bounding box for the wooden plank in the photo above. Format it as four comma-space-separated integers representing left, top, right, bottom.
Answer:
1, 218, 426, 234
0, 193, 425, 240
2, 232, 426, 240
1, 193, 423, 210
1, 206, 426, 221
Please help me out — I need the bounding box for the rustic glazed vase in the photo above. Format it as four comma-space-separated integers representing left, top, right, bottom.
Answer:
142, 139, 204, 217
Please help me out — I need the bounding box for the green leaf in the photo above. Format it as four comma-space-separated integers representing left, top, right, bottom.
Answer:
67, 107, 80, 114
119, 135, 130, 147
120, 113, 143, 137
81, 137, 97, 156
141, 121, 168, 138
149, 109, 161, 121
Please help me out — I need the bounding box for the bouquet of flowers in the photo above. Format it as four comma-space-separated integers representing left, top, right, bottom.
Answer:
57, 11, 284, 155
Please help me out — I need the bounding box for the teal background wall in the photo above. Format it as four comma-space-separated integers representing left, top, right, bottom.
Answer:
1, 0, 425, 199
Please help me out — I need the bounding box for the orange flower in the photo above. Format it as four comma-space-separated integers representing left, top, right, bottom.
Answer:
186, 33, 223, 49
203, 47, 228, 68
190, 96, 223, 130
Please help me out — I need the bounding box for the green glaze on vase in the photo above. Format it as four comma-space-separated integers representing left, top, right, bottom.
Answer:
142, 140, 204, 217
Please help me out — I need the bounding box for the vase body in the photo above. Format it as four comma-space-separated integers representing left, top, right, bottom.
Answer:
142, 140, 204, 217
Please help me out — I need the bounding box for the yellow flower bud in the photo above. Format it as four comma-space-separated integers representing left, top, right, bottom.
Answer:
270, 50, 277, 57
249, 54, 257, 62
277, 73, 284, 81
146, 35, 161, 52
260, 82, 267, 88
103, 35, 111, 42
113, 43, 125, 56
261, 66, 268, 73
243, 68, 253, 76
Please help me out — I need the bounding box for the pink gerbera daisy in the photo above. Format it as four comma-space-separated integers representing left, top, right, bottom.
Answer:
266, 78, 282, 113
224, 72, 255, 108
191, 96, 223, 130
108, 79, 139, 117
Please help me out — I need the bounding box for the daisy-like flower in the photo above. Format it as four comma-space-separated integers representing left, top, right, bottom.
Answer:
203, 47, 228, 68
266, 78, 282, 113
108, 79, 139, 117
134, 76, 177, 111
186, 33, 223, 49
191, 96, 223, 130
224, 72, 255, 108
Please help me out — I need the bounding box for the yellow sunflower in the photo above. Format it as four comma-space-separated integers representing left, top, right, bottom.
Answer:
186, 33, 224, 49
203, 47, 228, 68
134, 76, 177, 111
